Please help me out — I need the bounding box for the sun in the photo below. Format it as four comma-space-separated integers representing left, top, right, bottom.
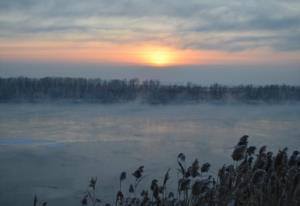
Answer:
138, 46, 176, 67
150, 50, 172, 66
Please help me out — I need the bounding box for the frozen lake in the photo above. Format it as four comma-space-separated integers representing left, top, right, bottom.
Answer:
0, 103, 300, 205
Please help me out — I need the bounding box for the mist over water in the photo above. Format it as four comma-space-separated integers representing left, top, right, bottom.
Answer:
0, 103, 300, 205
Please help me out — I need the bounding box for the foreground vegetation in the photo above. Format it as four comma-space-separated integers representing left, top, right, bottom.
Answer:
33, 135, 300, 206
1, 77, 300, 104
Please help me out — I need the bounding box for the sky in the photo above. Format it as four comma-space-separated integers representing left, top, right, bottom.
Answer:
0, 0, 299, 84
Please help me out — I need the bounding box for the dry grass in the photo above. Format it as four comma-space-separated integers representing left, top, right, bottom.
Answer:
34, 135, 300, 206
32, 195, 47, 206
111, 135, 299, 206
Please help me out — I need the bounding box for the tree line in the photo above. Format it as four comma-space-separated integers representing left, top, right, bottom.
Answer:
0, 77, 299, 104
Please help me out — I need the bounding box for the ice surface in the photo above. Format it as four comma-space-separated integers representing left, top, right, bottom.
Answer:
0, 103, 299, 205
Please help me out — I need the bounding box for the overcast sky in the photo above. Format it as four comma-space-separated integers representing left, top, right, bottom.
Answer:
0, 0, 299, 84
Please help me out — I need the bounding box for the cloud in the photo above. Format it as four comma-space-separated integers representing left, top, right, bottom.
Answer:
0, 0, 299, 52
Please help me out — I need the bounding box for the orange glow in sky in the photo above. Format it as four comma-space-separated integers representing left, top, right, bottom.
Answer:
0, 40, 300, 67
0, 0, 300, 70
0, 41, 196, 66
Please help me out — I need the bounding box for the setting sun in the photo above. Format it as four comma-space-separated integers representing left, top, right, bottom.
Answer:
138, 46, 177, 67
149, 50, 172, 66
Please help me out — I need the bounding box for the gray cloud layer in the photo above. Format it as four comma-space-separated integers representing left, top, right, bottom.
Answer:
0, 0, 299, 51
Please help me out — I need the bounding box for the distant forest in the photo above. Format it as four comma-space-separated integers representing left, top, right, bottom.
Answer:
0, 77, 299, 104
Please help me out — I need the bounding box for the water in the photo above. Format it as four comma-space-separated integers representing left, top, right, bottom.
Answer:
0, 103, 299, 205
